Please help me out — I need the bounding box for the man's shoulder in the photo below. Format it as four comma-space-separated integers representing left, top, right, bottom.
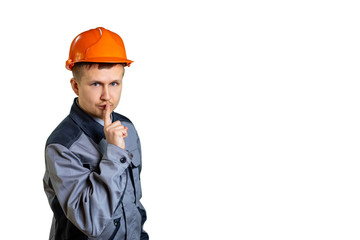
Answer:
46, 115, 82, 149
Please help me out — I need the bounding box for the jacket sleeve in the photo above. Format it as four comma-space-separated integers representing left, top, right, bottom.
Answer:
45, 142, 131, 238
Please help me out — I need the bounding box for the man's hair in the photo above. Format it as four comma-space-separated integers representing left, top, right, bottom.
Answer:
72, 62, 126, 82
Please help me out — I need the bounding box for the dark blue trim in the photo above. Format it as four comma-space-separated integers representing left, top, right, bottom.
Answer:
69, 98, 105, 144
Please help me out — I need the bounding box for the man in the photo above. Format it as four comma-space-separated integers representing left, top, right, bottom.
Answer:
43, 27, 148, 240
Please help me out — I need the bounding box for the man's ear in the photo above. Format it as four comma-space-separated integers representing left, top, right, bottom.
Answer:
70, 78, 80, 96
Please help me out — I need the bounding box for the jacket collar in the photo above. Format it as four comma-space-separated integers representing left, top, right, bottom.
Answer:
69, 98, 111, 144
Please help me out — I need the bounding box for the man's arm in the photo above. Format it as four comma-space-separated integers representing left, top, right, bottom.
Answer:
46, 142, 131, 238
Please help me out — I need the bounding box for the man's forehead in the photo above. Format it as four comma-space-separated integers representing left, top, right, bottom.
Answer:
81, 64, 124, 80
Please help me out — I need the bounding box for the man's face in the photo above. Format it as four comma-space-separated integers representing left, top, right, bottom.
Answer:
71, 64, 124, 119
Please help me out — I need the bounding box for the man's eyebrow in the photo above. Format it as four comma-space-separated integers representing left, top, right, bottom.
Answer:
88, 79, 122, 83
111, 79, 122, 82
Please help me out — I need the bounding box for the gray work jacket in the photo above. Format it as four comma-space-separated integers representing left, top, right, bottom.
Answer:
43, 98, 148, 240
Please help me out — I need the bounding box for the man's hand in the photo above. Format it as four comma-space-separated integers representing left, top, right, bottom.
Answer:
103, 104, 128, 149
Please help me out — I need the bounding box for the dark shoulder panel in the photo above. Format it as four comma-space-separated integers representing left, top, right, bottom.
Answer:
46, 116, 82, 149
113, 112, 133, 125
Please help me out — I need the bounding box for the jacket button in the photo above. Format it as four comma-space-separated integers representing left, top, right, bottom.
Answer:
120, 157, 127, 163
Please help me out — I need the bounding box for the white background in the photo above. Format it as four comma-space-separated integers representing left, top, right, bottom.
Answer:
0, 0, 360, 239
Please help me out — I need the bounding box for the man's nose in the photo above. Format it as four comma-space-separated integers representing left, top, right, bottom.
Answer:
101, 86, 111, 100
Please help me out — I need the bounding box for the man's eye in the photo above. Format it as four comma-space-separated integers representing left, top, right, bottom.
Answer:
111, 82, 118, 86
92, 83, 99, 87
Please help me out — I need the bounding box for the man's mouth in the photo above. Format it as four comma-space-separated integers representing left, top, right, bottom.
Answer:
99, 104, 112, 110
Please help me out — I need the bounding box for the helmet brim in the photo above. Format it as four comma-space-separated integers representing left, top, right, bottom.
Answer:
66, 57, 133, 70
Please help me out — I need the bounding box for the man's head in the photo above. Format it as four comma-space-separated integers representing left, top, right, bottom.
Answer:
66, 27, 132, 119
70, 63, 125, 119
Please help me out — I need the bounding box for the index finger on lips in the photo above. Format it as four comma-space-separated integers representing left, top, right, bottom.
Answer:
103, 104, 112, 128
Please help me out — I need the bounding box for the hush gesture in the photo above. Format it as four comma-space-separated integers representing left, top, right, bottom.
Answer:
103, 104, 128, 149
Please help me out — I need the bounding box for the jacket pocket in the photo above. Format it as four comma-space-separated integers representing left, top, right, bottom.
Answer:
129, 148, 141, 167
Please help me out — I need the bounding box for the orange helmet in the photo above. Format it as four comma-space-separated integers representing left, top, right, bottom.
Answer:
65, 27, 133, 70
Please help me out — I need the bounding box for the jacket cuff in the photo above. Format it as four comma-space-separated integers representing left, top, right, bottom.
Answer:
103, 143, 133, 165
